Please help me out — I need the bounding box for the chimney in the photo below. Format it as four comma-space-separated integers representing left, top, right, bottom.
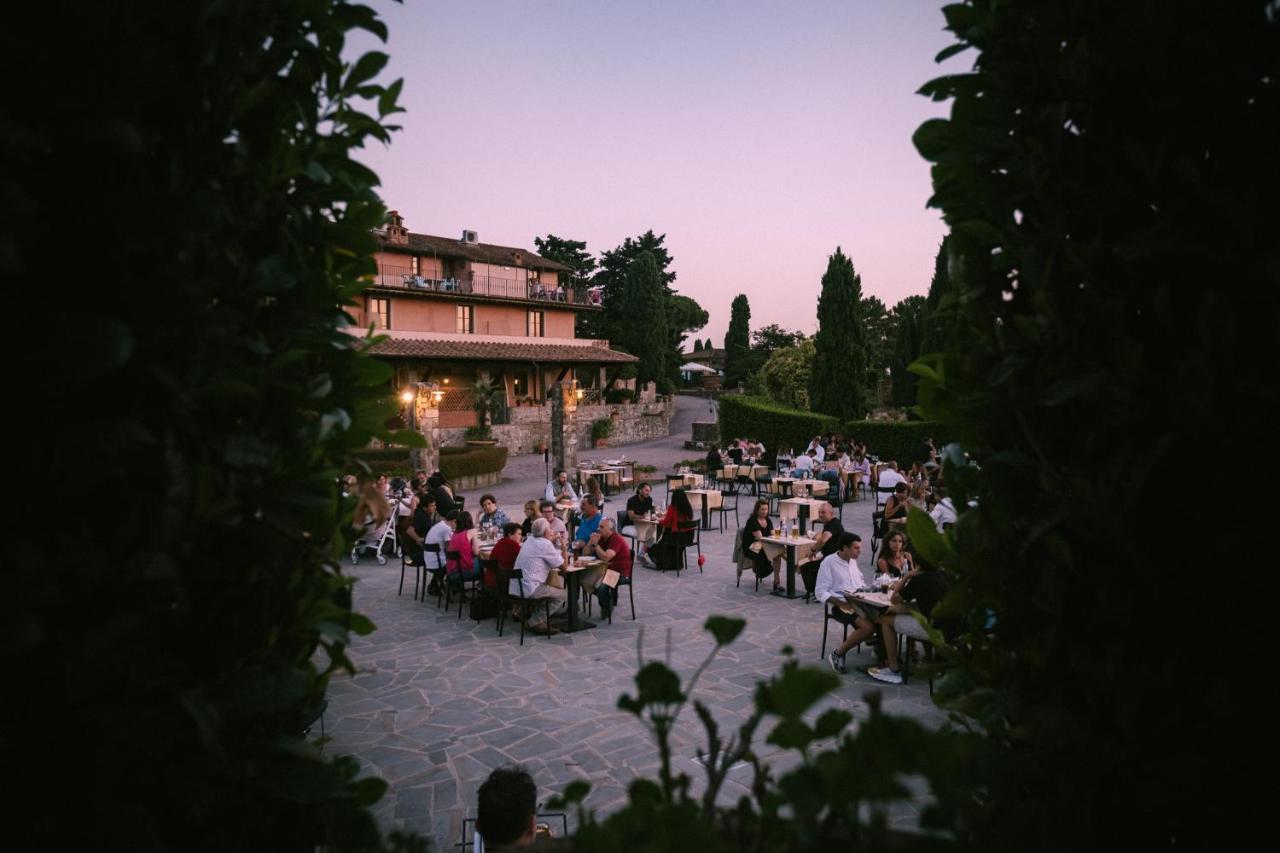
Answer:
384, 209, 409, 245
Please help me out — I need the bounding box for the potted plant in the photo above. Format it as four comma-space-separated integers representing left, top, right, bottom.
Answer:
467, 378, 502, 445
591, 417, 613, 448
464, 424, 496, 446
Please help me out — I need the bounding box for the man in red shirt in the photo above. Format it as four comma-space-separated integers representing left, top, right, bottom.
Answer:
585, 517, 631, 618
486, 522, 523, 589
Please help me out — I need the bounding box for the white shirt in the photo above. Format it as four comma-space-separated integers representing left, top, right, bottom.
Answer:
425, 520, 453, 569
814, 552, 861, 605
793, 454, 815, 472
545, 479, 579, 503
512, 535, 564, 597
878, 469, 906, 495
811, 443, 826, 462
930, 497, 957, 531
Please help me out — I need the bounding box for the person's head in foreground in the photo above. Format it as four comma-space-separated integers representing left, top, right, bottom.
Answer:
476, 765, 537, 849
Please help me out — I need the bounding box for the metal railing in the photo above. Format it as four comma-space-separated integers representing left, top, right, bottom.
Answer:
370, 265, 601, 306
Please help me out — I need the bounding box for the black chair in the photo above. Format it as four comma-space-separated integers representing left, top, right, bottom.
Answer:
610, 553, 636, 623
871, 510, 886, 559
711, 480, 741, 533
666, 476, 686, 502
421, 543, 445, 606
616, 510, 637, 554
732, 528, 763, 592
820, 601, 866, 660
674, 523, 701, 575
495, 568, 553, 645
874, 485, 896, 512
399, 546, 425, 599
443, 549, 481, 620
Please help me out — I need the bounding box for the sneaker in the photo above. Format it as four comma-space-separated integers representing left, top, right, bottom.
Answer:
867, 666, 903, 685
828, 651, 847, 674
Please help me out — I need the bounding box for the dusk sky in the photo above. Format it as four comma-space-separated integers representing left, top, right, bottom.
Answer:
354, 1, 962, 345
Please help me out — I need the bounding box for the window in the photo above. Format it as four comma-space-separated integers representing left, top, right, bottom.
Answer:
512, 371, 528, 397
456, 304, 474, 334
527, 310, 545, 337
369, 297, 390, 329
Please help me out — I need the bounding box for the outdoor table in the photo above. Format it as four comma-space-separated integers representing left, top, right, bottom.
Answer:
760, 533, 817, 599
684, 488, 723, 531
778, 498, 826, 536
604, 459, 635, 486
630, 515, 660, 546
671, 472, 704, 488
555, 557, 605, 633
841, 469, 865, 497
846, 590, 896, 620
771, 477, 829, 498
579, 468, 620, 494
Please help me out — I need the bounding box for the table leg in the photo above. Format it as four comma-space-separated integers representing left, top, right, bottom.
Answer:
557, 571, 596, 633
771, 545, 802, 599
798, 505, 809, 536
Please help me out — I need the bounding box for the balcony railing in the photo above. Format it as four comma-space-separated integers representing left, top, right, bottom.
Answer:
371, 265, 602, 306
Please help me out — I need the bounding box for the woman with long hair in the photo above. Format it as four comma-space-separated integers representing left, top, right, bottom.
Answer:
647, 489, 695, 571
741, 498, 784, 590
445, 510, 480, 583
875, 530, 914, 579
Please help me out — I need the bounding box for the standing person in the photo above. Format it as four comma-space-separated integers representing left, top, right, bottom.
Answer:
624, 482, 657, 567
741, 498, 783, 589
813, 533, 870, 674
512, 518, 569, 635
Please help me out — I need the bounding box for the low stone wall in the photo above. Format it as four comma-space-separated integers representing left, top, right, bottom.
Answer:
437, 399, 673, 456
450, 470, 502, 491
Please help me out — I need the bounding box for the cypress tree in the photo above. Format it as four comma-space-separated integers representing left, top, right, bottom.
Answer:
723, 294, 752, 389
809, 247, 867, 420
620, 251, 667, 385
920, 236, 952, 356
889, 295, 926, 407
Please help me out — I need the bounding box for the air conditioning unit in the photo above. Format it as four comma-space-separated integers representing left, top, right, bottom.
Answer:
462, 229, 478, 244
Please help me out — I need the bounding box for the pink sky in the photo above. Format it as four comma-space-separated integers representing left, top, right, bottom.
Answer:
354, 1, 961, 344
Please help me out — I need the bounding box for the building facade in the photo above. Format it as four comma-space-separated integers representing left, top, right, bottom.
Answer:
349, 212, 637, 428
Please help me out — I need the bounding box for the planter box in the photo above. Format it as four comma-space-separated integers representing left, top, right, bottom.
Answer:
465, 439, 499, 447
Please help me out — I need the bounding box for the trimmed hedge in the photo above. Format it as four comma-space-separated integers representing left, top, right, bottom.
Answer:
350, 448, 411, 477
439, 445, 508, 479
718, 396, 838, 460
844, 420, 948, 466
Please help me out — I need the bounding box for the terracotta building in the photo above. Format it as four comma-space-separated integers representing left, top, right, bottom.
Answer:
349, 211, 637, 427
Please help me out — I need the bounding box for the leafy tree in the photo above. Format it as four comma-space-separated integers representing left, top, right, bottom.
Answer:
919, 236, 953, 356
619, 251, 668, 385
859, 295, 894, 398
533, 233, 596, 296
580, 229, 676, 341
6, 2, 423, 849
911, 0, 1279, 847
665, 293, 710, 379
722, 294, 752, 388
888, 295, 926, 407
809, 248, 867, 420
759, 338, 816, 409
748, 323, 806, 374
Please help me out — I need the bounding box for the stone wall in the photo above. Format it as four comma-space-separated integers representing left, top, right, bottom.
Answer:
436, 399, 673, 456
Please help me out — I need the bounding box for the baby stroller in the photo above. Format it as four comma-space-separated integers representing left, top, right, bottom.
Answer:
351, 511, 398, 565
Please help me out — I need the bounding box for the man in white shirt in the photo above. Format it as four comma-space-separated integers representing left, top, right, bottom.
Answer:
511, 517, 568, 634
929, 492, 957, 531
813, 533, 871, 674
544, 469, 580, 503
876, 461, 906, 502
807, 437, 826, 463
424, 513, 455, 572
792, 449, 816, 474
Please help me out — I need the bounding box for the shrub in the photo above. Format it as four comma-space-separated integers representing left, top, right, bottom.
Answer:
438, 445, 508, 480
351, 448, 413, 477
464, 424, 493, 441
718, 396, 839, 460
605, 387, 636, 404
759, 339, 815, 410
7, 2, 420, 849
843, 420, 947, 466
656, 377, 677, 395
591, 418, 614, 441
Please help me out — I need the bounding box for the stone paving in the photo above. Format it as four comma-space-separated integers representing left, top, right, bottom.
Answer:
327, 396, 950, 847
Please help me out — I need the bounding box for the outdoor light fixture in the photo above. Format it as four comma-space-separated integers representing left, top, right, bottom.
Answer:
572, 379, 584, 400
431, 388, 445, 404
399, 389, 414, 404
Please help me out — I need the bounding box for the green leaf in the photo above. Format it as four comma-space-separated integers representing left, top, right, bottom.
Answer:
913, 118, 954, 161
935, 42, 972, 63
756, 665, 837, 718
767, 718, 815, 750
378, 78, 404, 118
347, 51, 389, 89
906, 507, 951, 565
634, 661, 685, 706
703, 615, 746, 646
813, 708, 853, 739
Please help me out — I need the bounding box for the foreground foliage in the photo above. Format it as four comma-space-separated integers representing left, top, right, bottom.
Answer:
5, 2, 425, 849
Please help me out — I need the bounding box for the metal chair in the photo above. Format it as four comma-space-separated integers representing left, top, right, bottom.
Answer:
443, 549, 481, 620
399, 546, 425, 599
710, 480, 740, 533
422, 543, 445, 606
731, 527, 763, 591
495, 569, 554, 645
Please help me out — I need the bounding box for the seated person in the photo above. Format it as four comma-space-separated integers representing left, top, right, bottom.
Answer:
572, 495, 604, 554
583, 475, 606, 506
647, 489, 695, 571
487, 522, 523, 589
585, 517, 632, 618
866, 552, 950, 684
538, 500, 569, 549
876, 461, 906, 496
705, 446, 725, 477
544, 468, 580, 503
445, 511, 481, 585
741, 498, 783, 589
792, 449, 817, 475
475, 765, 538, 851
428, 471, 459, 517
876, 530, 914, 579
511, 518, 569, 634
519, 499, 539, 538
883, 483, 911, 530
478, 493, 510, 531
800, 502, 844, 595
814, 534, 868, 673
624, 483, 656, 565
401, 491, 437, 568
727, 441, 745, 465
929, 488, 957, 531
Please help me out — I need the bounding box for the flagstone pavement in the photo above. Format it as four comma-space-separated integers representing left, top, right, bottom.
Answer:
326, 395, 953, 848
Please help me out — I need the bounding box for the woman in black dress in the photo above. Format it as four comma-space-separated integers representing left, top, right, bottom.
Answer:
741, 498, 783, 590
